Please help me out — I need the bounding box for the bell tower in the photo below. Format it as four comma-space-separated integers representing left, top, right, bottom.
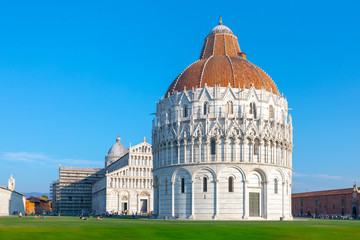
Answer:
8, 174, 15, 191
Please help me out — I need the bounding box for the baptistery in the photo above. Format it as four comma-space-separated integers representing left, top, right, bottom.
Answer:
152, 19, 293, 220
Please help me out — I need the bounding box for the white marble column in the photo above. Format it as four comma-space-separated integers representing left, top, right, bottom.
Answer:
263, 181, 268, 219
216, 138, 221, 162
282, 181, 285, 218
259, 140, 263, 163
191, 140, 194, 163
177, 143, 180, 164
243, 180, 249, 219
184, 140, 187, 163
241, 140, 245, 162
189, 180, 195, 219
171, 181, 175, 218
234, 139, 239, 162
170, 143, 173, 165
206, 138, 210, 162
249, 139, 254, 162
158, 183, 162, 216
224, 137, 229, 162
214, 179, 219, 219
198, 138, 202, 163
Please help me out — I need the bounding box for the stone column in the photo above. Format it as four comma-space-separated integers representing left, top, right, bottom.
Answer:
206, 138, 210, 162
171, 181, 175, 218
177, 142, 180, 164
249, 139, 254, 162
216, 138, 221, 162
259, 140, 264, 163
282, 181, 285, 218
263, 181, 268, 219
214, 179, 219, 219
241, 140, 245, 162
184, 140, 187, 164
243, 180, 249, 219
158, 183, 162, 216
137, 193, 139, 214
170, 143, 174, 165
224, 137, 229, 162
198, 138, 202, 163
234, 139, 239, 162
191, 140, 194, 163
189, 180, 195, 219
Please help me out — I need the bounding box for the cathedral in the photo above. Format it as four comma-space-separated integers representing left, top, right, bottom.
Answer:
52, 137, 153, 215
92, 137, 153, 214
152, 19, 293, 220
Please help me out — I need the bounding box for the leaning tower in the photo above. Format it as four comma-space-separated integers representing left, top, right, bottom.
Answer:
152, 19, 293, 220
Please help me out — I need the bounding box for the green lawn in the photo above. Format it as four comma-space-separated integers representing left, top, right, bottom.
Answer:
0, 216, 359, 240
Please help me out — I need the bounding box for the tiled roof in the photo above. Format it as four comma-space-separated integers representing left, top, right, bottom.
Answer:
27, 196, 50, 203
165, 23, 279, 97
292, 188, 353, 198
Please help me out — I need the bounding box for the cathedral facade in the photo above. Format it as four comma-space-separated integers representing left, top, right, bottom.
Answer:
152, 20, 293, 220
92, 137, 153, 214
51, 137, 153, 215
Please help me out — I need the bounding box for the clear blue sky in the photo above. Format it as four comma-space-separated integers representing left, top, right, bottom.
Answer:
0, 0, 359, 194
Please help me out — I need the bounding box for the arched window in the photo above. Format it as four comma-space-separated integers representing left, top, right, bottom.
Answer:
181, 177, 185, 193
269, 105, 274, 119
274, 179, 278, 194
203, 177, 207, 192
168, 109, 171, 121
254, 139, 260, 156
204, 102, 209, 115
183, 105, 188, 118
250, 102, 257, 118
227, 101, 233, 114
228, 177, 234, 192
210, 139, 216, 155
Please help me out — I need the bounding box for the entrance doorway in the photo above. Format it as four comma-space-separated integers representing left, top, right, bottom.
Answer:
249, 192, 260, 217
122, 202, 128, 212
353, 207, 357, 217
140, 199, 148, 213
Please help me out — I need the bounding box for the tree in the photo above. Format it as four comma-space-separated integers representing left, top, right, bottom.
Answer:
41, 195, 49, 199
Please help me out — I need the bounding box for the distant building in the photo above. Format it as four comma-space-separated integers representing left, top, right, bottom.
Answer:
0, 175, 25, 216
292, 184, 360, 218
26, 196, 52, 214
92, 137, 153, 214
51, 167, 105, 213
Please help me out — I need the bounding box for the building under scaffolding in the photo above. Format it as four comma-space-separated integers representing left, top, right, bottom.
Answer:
51, 166, 105, 214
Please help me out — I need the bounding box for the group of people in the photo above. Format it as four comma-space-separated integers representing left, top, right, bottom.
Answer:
293, 213, 359, 220
18, 212, 45, 219
79, 215, 103, 220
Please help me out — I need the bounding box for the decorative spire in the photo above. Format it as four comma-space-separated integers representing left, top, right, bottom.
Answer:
219, 16, 223, 25
116, 136, 121, 143
143, 136, 146, 142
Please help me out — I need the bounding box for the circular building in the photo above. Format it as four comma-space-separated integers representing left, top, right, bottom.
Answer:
152, 20, 293, 220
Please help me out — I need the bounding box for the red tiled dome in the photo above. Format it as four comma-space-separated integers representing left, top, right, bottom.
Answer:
166, 22, 279, 97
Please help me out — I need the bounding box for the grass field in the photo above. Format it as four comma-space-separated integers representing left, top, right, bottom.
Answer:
0, 216, 359, 240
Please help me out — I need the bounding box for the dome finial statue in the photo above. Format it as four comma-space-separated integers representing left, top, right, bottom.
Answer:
219, 16, 223, 25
